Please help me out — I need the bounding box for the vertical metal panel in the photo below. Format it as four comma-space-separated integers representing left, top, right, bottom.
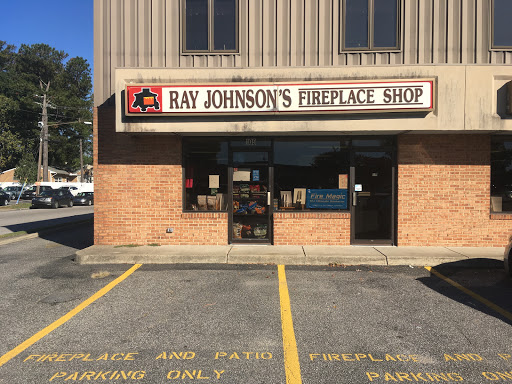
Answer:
390, 1, 405, 65
166, 0, 180, 67
346, 53, 360, 66
276, 0, 290, 67
262, 0, 276, 66
194, 56, 208, 67
447, 0, 461, 63
376, 52, 390, 65
360, 53, 374, 65
404, 0, 419, 64
206, 55, 215, 67
249, 0, 263, 67
318, 0, 331, 66
304, 0, 318, 66
236, 0, 248, 67
433, 0, 447, 63
94, 0, 111, 106
418, 0, 433, 64
125, 0, 138, 67
290, 0, 305, 66
111, 0, 124, 95
332, 0, 340, 66
476, 0, 490, 64
138, 0, 152, 67
152, 0, 165, 67
461, 0, 476, 64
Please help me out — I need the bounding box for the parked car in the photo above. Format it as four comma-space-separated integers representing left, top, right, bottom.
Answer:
59, 186, 80, 196
0, 190, 10, 206
505, 237, 512, 278
73, 192, 94, 206
20, 185, 53, 200
4, 185, 22, 200
31, 189, 74, 209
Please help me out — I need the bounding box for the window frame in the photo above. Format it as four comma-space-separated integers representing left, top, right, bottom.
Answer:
182, 0, 240, 54
340, 0, 402, 53
490, 0, 512, 50
491, 136, 512, 214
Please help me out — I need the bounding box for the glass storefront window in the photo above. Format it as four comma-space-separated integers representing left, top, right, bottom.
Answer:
273, 139, 350, 211
491, 137, 512, 213
183, 138, 228, 211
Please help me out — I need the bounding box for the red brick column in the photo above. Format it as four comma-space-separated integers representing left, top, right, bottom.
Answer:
397, 134, 512, 247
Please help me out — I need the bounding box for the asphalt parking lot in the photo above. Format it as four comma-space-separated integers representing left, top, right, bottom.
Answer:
1, 224, 511, 383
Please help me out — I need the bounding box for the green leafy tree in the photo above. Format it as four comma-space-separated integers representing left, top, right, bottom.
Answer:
14, 151, 37, 184
0, 42, 92, 172
0, 94, 23, 169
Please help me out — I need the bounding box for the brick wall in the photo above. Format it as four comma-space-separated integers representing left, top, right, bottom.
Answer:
274, 212, 351, 245
96, 109, 512, 247
94, 107, 228, 245
398, 134, 512, 247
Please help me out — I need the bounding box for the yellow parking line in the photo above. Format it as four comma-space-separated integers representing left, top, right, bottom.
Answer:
425, 266, 512, 322
278, 265, 302, 384
0, 264, 142, 368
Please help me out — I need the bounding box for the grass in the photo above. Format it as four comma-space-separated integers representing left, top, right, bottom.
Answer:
0, 202, 31, 210
114, 244, 142, 248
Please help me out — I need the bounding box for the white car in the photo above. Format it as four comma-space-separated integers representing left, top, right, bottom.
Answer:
59, 186, 80, 196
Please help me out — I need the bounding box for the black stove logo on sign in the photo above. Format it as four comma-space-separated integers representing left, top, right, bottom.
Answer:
131, 88, 160, 112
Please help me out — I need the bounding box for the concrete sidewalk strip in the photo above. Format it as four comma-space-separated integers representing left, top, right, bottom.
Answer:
446, 247, 504, 260
76, 245, 230, 264
228, 245, 305, 265
74, 244, 505, 266
375, 246, 469, 266
303, 245, 387, 265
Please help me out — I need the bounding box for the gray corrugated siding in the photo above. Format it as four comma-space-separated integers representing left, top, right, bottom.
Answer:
94, 0, 512, 106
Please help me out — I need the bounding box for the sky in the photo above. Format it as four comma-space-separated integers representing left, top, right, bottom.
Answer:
0, 0, 93, 69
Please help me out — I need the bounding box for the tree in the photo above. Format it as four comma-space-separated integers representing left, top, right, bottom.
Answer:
0, 95, 23, 169
0, 42, 93, 172
14, 151, 37, 184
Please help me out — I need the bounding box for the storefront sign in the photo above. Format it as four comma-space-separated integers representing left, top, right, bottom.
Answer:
306, 189, 348, 210
125, 80, 434, 116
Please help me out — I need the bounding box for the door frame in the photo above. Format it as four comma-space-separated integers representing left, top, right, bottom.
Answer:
349, 145, 397, 246
228, 144, 274, 244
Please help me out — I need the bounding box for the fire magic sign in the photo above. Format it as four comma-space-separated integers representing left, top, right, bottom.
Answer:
125, 80, 434, 116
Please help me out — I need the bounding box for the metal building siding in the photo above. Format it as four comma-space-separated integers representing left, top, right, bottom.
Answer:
94, 0, 512, 106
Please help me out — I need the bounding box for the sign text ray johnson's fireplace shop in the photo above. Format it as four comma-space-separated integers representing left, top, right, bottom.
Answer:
126, 79, 434, 116
183, 137, 397, 245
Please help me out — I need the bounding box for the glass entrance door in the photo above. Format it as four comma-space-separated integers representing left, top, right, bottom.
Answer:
351, 151, 394, 245
230, 151, 271, 243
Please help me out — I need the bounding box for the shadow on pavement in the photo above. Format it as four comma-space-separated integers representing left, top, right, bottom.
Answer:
3, 213, 93, 235
36, 219, 94, 250
418, 259, 512, 326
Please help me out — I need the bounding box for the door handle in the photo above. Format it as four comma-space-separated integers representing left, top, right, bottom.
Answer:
267, 192, 271, 206
352, 192, 357, 206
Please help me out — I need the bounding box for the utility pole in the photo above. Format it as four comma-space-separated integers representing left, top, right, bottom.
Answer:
80, 139, 84, 183
36, 129, 43, 195
40, 80, 50, 182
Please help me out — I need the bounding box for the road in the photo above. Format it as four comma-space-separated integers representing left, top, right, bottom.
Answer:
0, 205, 93, 235
0, 222, 511, 383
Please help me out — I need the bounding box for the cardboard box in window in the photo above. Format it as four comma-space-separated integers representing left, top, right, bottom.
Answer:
207, 195, 216, 210
216, 193, 225, 210
197, 195, 207, 210
491, 196, 502, 212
